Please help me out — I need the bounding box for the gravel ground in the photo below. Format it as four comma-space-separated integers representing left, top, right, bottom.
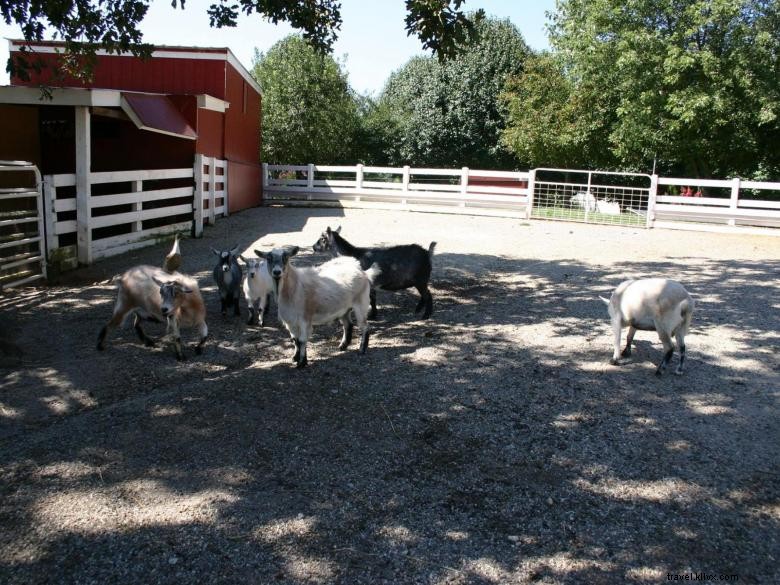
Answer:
1, 206, 779, 585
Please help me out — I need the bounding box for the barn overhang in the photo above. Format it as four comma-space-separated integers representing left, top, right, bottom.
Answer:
0, 86, 228, 139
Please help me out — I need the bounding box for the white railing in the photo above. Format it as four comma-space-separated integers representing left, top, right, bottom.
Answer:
0, 161, 47, 288
194, 154, 228, 237
263, 163, 530, 217
43, 157, 230, 266
652, 177, 780, 231
263, 163, 780, 234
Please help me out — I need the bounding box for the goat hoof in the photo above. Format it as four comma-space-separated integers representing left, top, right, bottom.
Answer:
609, 358, 620, 366
367, 310, 377, 320
144, 339, 156, 347
96, 343, 105, 351
296, 358, 308, 369
621, 348, 632, 357
674, 369, 684, 376
655, 369, 664, 376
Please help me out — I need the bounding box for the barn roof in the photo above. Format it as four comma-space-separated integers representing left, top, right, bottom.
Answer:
7, 40, 262, 95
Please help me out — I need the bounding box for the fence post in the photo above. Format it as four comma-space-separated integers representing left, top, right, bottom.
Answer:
307, 163, 315, 201
646, 174, 658, 228
460, 167, 469, 207
208, 157, 216, 225
728, 177, 740, 226
223, 160, 229, 217
74, 106, 92, 265
131, 180, 143, 232
193, 154, 204, 237
355, 164, 363, 202
261, 162, 268, 203
526, 169, 536, 220
42, 176, 57, 257
402, 165, 410, 206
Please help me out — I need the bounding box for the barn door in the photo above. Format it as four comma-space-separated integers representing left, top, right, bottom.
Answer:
0, 161, 47, 290
531, 168, 652, 227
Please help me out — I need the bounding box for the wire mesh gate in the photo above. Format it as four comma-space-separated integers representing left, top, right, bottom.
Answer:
0, 161, 47, 289
530, 169, 652, 227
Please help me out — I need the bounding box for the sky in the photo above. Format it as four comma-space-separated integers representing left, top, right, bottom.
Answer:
0, 0, 555, 95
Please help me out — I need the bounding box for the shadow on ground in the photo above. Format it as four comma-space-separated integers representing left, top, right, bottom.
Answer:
0, 210, 778, 584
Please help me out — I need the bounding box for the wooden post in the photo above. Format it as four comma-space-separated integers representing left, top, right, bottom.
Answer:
131, 180, 143, 232
307, 163, 315, 201
193, 154, 204, 237
402, 165, 410, 206
728, 177, 740, 226
355, 164, 363, 202
42, 176, 57, 257
460, 167, 469, 207
223, 160, 229, 217
526, 169, 536, 220
261, 162, 268, 205
75, 106, 92, 265
646, 174, 658, 228
208, 157, 216, 225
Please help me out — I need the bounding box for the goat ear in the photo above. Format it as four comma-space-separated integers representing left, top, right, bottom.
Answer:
335, 225, 342, 234
211, 248, 220, 256
238, 255, 247, 263
325, 226, 332, 235
229, 244, 239, 255
287, 246, 299, 257
254, 249, 268, 259
599, 296, 611, 306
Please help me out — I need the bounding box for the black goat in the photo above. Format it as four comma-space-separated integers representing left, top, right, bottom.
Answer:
212, 244, 242, 316
313, 226, 436, 319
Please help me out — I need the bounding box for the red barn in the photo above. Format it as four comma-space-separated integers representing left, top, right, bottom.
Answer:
0, 41, 262, 266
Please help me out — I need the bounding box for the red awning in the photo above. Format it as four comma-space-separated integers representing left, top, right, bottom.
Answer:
120, 92, 197, 140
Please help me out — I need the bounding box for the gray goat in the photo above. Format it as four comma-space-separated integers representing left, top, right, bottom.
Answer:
212, 245, 242, 316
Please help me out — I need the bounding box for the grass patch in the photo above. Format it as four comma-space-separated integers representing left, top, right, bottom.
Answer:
532, 206, 646, 226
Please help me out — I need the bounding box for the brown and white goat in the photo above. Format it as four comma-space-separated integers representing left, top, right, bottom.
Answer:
255, 246, 379, 368
97, 265, 208, 360
601, 278, 694, 375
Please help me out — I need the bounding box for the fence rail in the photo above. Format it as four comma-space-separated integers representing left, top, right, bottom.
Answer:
263, 163, 530, 217
263, 163, 780, 234
42, 157, 229, 267
0, 161, 47, 289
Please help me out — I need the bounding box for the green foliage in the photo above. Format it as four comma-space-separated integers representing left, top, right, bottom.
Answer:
4, 0, 479, 83
252, 35, 360, 165
370, 16, 531, 168
503, 0, 780, 178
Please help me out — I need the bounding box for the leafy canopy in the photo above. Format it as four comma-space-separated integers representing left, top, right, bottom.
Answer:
371, 16, 530, 168
502, 0, 780, 178
4, 0, 482, 82
252, 35, 359, 164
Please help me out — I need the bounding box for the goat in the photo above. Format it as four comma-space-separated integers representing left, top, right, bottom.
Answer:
600, 278, 694, 376
313, 226, 436, 320
239, 254, 273, 326
97, 266, 208, 360
255, 246, 378, 368
212, 245, 242, 316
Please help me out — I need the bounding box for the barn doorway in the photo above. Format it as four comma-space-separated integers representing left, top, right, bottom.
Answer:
531, 168, 652, 227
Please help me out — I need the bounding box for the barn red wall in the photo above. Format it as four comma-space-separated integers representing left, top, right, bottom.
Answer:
11, 50, 227, 98
0, 105, 40, 166
224, 65, 261, 165
228, 160, 262, 213
196, 109, 225, 159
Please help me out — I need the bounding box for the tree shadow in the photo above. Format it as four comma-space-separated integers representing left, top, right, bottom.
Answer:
1, 231, 778, 583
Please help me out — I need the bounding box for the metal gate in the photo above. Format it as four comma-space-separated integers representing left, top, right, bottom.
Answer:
0, 161, 47, 290
530, 168, 652, 227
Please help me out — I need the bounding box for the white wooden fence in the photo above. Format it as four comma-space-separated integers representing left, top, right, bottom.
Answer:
44, 156, 228, 267
263, 163, 530, 217
0, 161, 47, 289
263, 163, 780, 235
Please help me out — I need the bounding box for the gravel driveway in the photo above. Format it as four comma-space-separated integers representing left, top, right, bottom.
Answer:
1, 206, 778, 584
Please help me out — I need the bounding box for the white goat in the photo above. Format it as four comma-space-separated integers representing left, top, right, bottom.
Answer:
255, 246, 379, 368
600, 278, 694, 375
97, 265, 208, 360
239, 254, 273, 326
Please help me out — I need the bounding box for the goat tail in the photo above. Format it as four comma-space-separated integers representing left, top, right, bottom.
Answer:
364, 263, 382, 285
428, 241, 437, 257
679, 296, 694, 335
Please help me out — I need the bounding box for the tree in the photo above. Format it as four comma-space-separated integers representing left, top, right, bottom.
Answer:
503, 0, 780, 178
4, 0, 482, 82
252, 35, 360, 164
371, 16, 530, 168
500, 53, 618, 169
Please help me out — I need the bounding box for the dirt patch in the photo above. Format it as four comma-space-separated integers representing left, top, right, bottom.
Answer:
1, 207, 779, 584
